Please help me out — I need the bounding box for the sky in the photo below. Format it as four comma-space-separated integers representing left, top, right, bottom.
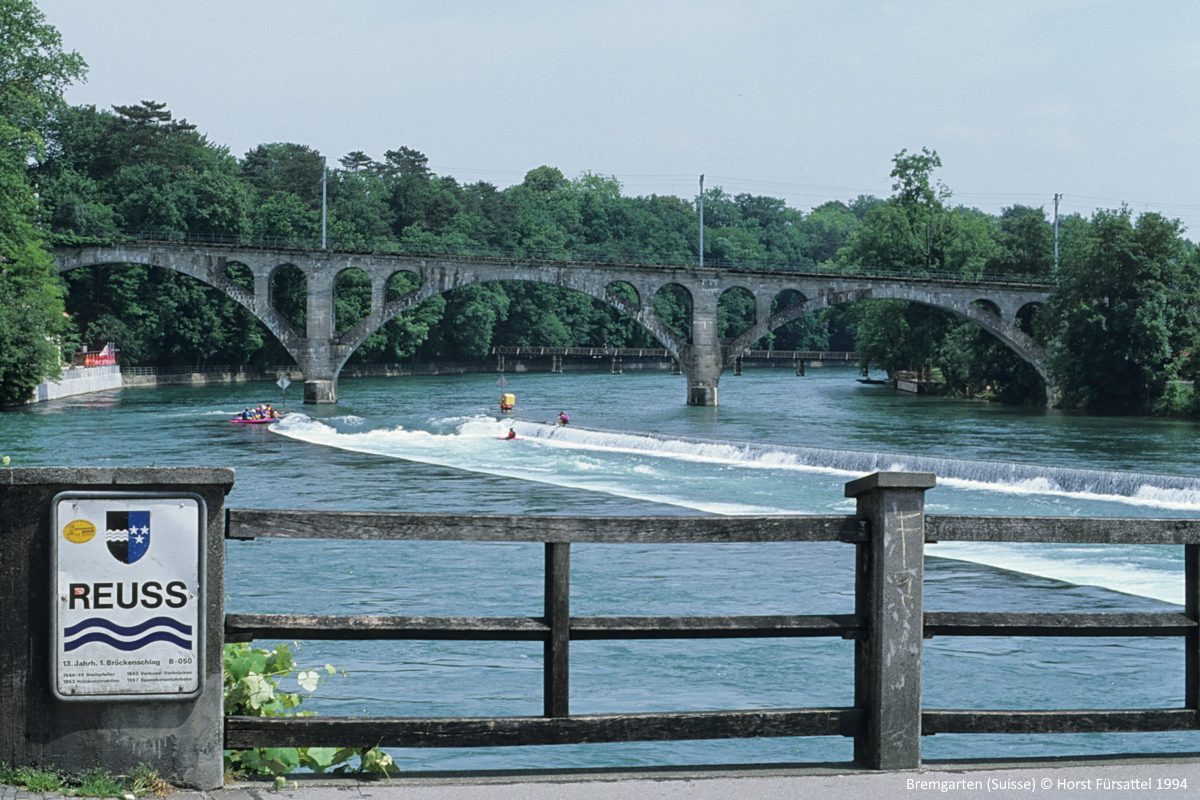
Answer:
36, 0, 1200, 237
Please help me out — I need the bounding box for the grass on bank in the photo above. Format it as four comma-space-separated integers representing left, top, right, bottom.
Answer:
0, 762, 173, 798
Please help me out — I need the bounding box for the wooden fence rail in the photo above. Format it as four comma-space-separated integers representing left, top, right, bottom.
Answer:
222, 472, 1200, 770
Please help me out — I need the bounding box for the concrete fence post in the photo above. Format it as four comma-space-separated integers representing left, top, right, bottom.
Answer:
845, 471, 936, 769
0, 467, 234, 790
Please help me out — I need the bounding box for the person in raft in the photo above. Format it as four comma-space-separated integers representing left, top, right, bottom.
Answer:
505, 428, 517, 440
558, 411, 570, 425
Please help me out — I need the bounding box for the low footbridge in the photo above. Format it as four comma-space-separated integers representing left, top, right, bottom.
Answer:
52, 240, 1053, 405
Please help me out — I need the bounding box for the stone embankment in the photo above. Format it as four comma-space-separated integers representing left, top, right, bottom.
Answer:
29, 364, 122, 402
26, 356, 847, 404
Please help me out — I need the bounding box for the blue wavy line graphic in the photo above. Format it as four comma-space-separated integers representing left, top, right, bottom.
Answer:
63, 616, 192, 637
63, 631, 193, 652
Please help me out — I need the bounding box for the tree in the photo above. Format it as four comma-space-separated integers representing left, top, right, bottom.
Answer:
839, 148, 955, 273
242, 142, 325, 205
832, 150, 1043, 400
798, 201, 860, 265
852, 300, 956, 377
0, 0, 86, 404
425, 284, 510, 360
991, 204, 1054, 276
522, 165, 566, 194
0, 0, 86, 139
382, 146, 432, 179
1047, 208, 1197, 413
338, 150, 373, 173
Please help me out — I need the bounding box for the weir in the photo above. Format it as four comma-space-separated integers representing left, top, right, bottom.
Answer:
3, 466, 1198, 787
51, 240, 1053, 406
523, 423, 1200, 505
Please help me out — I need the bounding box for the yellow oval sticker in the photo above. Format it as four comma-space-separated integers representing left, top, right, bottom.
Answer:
63, 519, 96, 544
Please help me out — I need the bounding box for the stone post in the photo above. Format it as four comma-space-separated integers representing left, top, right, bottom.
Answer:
0, 467, 234, 790
845, 470, 936, 770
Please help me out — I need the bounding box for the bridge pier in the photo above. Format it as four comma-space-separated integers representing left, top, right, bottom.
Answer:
300, 265, 341, 404
304, 378, 338, 404
684, 290, 723, 406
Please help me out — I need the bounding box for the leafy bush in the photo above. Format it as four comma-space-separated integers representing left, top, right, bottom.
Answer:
223, 642, 393, 777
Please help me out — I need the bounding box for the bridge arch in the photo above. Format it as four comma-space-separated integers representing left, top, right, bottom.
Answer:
718, 286, 756, 340
342, 274, 691, 376
725, 282, 1050, 394
268, 263, 307, 334
333, 266, 373, 335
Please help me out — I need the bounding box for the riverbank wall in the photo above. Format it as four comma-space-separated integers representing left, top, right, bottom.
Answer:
23, 358, 849, 403
117, 357, 848, 391
28, 365, 122, 402
117, 362, 504, 392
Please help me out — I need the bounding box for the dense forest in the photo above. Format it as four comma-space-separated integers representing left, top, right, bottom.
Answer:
5, 0, 1200, 416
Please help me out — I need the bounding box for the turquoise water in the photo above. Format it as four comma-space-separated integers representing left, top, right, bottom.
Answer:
6, 367, 1200, 768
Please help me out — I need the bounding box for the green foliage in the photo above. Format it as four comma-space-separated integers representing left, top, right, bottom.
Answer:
127, 764, 172, 798
223, 641, 394, 777
426, 283, 510, 360
0, 121, 65, 403
718, 287, 755, 338
853, 300, 939, 374
0, 762, 171, 797
0, 0, 86, 148
242, 142, 325, 206
1047, 208, 1198, 413
75, 767, 124, 798
3, 764, 67, 794
0, 0, 82, 405
1150, 381, 1200, 419
991, 204, 1054, 276
32, 100, 1200, 415
653, 284, 692, 340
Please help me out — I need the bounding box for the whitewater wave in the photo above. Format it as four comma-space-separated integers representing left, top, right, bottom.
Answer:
272, 413, 1200, 512
269, 413, 1194, 604
270, 414, 779, 515
518, 421, 1200, 512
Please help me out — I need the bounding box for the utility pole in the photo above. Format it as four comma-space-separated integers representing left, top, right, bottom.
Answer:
321, 157, 328, 249
1053, 193, 1061, 272
698, 174, 705, 268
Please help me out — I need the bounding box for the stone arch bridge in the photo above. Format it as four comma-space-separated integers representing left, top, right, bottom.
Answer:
52, 241, 1053, 405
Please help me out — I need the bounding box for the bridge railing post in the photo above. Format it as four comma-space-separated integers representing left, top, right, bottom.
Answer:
0, 467, 234, 790
845, 471, 936, 769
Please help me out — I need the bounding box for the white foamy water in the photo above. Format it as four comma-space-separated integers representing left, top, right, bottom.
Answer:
271, 412, 1197, 606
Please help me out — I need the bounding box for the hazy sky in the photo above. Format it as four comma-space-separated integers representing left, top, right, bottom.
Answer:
37, 0, 1200, 236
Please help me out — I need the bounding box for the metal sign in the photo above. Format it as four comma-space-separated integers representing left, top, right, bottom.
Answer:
495, 376, 508, 389
51, 492, 206, 702
277, 375, 291, 391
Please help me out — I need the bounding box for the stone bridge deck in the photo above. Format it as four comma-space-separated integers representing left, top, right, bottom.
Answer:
53, 241, 1053, 405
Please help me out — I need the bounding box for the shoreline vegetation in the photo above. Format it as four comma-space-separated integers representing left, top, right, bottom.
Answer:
0, 762, 173, 798
4, 1, 1200, 417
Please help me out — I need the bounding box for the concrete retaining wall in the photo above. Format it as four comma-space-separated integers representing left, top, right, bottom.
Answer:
30, 366, 122, 402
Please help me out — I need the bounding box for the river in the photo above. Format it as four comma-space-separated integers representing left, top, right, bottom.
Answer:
7, 366, 1200, 769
